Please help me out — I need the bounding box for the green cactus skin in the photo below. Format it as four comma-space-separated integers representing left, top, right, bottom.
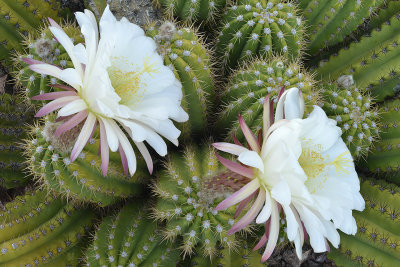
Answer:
217, 57, 318, 140
367, 0, 400, 32
0, 0, 69, 65
320, 81, 380, 159
155, 0, 226, 25
86, 202, 180, 267
360, 99, 400, 184
13, 24, 83, 109
215, 0, 304, 72
25, 121, 146, 207
315, 12, 400, 102
328, 179, 400, 266
0, 93, 34, 189
152, 145, 249, 257
0, 188, 94, 266
299, 0, 384, 56
146, 23, 215, 138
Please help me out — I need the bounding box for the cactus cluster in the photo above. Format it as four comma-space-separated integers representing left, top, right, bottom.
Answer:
328, 179, 400, 266
146, 22, 215, 137
217, 57, 318, 139
0, 188, 94, 266
320, 77, 380, 159
0, 0, 69, 65
13, 23, 83, 108
0, 93, 34, 189
25, 119, 146, 206
215, 0, 304, 72
86, 202, 179, 266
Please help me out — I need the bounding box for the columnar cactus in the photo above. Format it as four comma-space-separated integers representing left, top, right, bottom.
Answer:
155, 0, 227, 24
152, 145, 249, 257
217, 57, 318, 140
216, 0, 304, 72
25, 119, 146, 206
367, 0, 400, 32
328, 179, 400, 266
86, 202, 179, 267
146, 22, 215, 137
320, 78, 380, 159
0, 93, 34, 189
0, 0, 69, 64
13, 23, 83, 108
298, 0, 384, 55
315, 12, 400, 102
361, 99, 400, 184
0, 188, 94, 266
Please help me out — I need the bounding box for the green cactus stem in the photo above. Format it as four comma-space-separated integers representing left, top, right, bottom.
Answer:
217, 57, 318, 140
146, 22, 215, 138
328, 179, 400, 266
25, 119, 146, 206
0, 92, 34, 189
86, 202, 179, 267
215, 0, 304, 72
320, 77, 380, 159
0, 188, 94, 266
152, 145, 251, 257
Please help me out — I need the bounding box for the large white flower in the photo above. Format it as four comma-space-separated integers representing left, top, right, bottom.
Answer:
24, 6, 188, 176
213, 88, 364, 262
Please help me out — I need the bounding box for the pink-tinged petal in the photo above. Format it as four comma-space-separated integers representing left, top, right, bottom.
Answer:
256, 188, 272, 223
35, 96, 79, 117
257, 130, 263, 147
239, 114, 260, 153
29, 63, 63, 76
22, 58, 45, 65
213, 142, 249, 156
261, 199, 280, 262
278, 86, 285, 101
31, 91, 77, 101
119, 143, 129, 175
134, 141, 153, 174
99, 120, 109, 176
113, 123, 137, 176
216, 153, 254, 179
50, 84, 76, 91
232, 133, 243, 146
216, 179, 260, 211
235, 191, 256, 218
58, 99, 87, 117
70, 113, 96, 161
228, 189, 266, 235
48, 17, 62, 29
55, 110, 88, 136
253, 220, 270, 251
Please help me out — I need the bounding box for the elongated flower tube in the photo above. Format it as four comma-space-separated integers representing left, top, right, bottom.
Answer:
25, 6, 188, 176
213, 87, 365, 262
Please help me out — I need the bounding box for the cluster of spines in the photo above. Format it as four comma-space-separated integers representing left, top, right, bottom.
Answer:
217, 57, 318, 140
299, 0, 384, 56
25, 122, 145, 206
361, 99, 400, 184
146, 22, 215, 137
215, 0, 304, 72
0, 0, 68, 64
0, 93, 34, 189
86, 202, 179, 267
320, 81, 380, 159
156, 0, 227, 24
328, 179, 400, 266
152, 145, 241, 257
315, 10, 400, 102
0, 188, 94, 266
13, 23, 83, 108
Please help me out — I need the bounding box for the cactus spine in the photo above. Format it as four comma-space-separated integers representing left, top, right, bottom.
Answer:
320, 79, 380, 159
86, 202, 179, 267
328, 179, 400, 266
215, 0, 304, 72
0, 0, 69, 64
25, 120, 146, 206
299, 0, 384, 55
315, 12, 400, 102
146, 22, 215, 137
217, 57, 318, 140
0, 93, 34, 189
0, 188, 94, 266
152, 145, 247, 257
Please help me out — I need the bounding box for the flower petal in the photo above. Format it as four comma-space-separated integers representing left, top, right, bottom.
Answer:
213, 142, 249, 156
216, 179, 260, 211
215, 153, 255, 179
58, 99, 87, 117
55, 110, 88, 137
261, 199, 280, 262
71, 113, 97, 161
99, 119, 109, 176
256, 188, 272, 224
134, 141, 153, 174
239, 114, 260, 153
35, 96, 80, 117
31, 91, 77, 101
238, 150, 264, 173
